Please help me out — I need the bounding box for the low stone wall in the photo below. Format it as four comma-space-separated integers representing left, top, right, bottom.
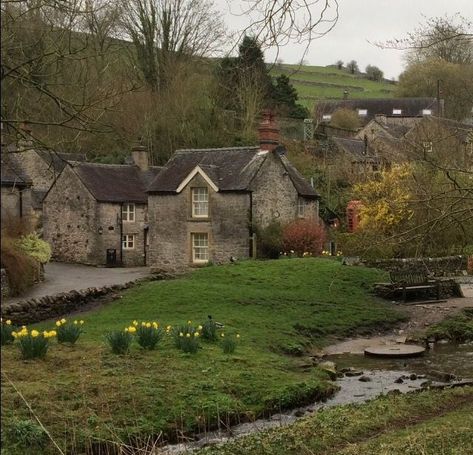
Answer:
0, 277, 156, 325
361, 256, 469, 277
1, 269, 10, 299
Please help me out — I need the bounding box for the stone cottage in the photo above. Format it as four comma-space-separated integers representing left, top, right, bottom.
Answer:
146, 112, 320, 269
43, 146, 161, 266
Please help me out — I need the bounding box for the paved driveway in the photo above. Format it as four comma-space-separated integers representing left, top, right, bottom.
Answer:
4, 262, 151, 305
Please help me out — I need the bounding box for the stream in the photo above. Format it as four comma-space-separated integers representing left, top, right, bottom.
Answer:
161, 343, 473, 454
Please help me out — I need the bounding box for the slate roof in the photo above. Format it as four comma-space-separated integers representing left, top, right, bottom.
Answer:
0, 154, 31, 187
331, 137, 379, 162
37, 151, 87, 173
70, 162, 162, 203
147, 146, 319, 199
317, 97, 438, 122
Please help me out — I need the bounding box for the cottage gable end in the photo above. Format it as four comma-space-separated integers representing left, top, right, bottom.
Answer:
176, 165, 219, 193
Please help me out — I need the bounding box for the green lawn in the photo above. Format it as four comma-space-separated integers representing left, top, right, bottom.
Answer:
201, 386, 473, 455
1, 258, 405, 453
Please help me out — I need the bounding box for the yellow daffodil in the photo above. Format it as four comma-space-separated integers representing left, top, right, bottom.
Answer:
74, 320, 78, 325
166, 325, 171, 330
79, 320, 84, 325
152, 322, 158, 329
125, 327, 129, 332
128, 326, 136, 333
56, 321, 62, 327
141, 322, 146, 326
50, 331, 57, 337
221, 333, 225, 338
31, 330, 39, 338
187, 320, 192, 324
236, 334, 240, 339
21, 326, 26, 329
133, 320, 138, 326
43, 331, 49, 337
179, 332, 184, 337
61, 318, 66, 324
12, 331, 17, 338
146, 322, 151, 328
195, 332, 200, 337
198, 325, 203, 330
186, 333, 191, 338
6, 320, 12, 325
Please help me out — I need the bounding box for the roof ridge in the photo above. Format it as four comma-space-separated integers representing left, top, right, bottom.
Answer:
176, 146, 259, 153
72, 161, 137, 168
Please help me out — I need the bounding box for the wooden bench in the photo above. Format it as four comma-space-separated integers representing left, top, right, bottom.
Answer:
390, 271, 440, 302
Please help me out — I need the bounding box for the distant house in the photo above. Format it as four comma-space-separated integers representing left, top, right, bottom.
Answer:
315, 97, 441, 126
403, 116, 473, 169
1, 154, 33, 223
146, 111, 320, 269
43, 146, 161, 267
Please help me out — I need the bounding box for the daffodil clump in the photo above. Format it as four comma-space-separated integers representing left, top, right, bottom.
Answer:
201, 318, 218, 341
1, 318, 15, 346
12, 326, 56, 359
173, 321, 202, 353
106, 327, 134, 355
221, 332, 241, 354
55, 318, 84, 345
134, 320, 163, 350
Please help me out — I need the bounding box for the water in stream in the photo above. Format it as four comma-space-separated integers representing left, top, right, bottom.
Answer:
161, 343, 473, 454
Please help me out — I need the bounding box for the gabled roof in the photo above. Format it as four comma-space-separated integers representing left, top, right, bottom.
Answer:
0, 154, 31, 187
147, 146, 319, 198
317, 97, 438, 122
70, 162, 162, 203
37, 151, 87, 173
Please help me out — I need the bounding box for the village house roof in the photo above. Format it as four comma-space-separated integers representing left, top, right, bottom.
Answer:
331, 137, 379, 162
0, 154, 31, 187
317, 97, 438, 123
147, 146, 319, 199
69, 162, 162, 203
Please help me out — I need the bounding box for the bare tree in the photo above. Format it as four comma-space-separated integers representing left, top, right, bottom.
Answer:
121, 0, 227, 91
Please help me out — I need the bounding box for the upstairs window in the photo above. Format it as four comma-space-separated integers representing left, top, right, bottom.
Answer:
192, 187, 209, 218
192, 233, 209, 263
122, 234, 135, 250
358, 109, 368, 116
122, 203, 135, 222
392, 109, 402, 115
322, 114, 332, 121
422, 109, 432, 116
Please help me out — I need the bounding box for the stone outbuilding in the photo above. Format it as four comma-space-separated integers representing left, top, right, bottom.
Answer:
43, 147, 161, 267
146, 111, 320, 269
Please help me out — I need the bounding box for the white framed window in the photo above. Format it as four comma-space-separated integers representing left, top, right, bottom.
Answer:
297, 198, 306, 217
192, 233, 209, 263
122, 203, 135, 222
422, 109, 432, 116
392, 109, 402, 115
322, 114, 332, 121
423, 141, 433, 153
358, 109, 368, 116
192, 187, 209, 218
122, 234, 135, 250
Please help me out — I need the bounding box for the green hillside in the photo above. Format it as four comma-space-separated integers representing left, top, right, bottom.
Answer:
270, 63, 396, 109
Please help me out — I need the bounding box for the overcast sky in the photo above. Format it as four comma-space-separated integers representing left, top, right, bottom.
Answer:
219, 0, 473, 80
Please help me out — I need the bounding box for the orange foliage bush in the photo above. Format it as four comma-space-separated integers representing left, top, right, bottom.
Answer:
282, 219, 327, 257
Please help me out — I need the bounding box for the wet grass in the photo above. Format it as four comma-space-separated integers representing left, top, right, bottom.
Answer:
1, 258, 405, 453
426, 309, 473, 343
200, 386, 473, 455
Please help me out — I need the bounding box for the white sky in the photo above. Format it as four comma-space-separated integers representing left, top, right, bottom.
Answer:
218, 0, 473, 80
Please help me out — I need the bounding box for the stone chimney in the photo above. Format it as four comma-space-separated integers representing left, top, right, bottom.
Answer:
375, 114, 387, 125
131, 143, 149, 171
258, 110, 280, 152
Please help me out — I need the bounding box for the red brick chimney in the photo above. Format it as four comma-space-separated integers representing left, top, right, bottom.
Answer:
258, 110, 280, 152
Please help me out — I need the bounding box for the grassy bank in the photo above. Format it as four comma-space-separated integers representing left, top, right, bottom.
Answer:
200, 386, 473, 455
426, 309, 473, 342
1, 259, 405, 453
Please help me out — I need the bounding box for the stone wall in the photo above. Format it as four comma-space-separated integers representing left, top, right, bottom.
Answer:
148, 173, 251, 269
1, 269, 10, 299
361, 256, 469, 277
0, 279, 146, 325
251, 152, 318, 228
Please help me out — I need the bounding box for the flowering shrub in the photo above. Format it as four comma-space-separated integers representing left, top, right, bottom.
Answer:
173, 321, 201, 353
1, 318, 15, 346
282, 219, 326, 257
56, 319, 84, 345
16, 233, 52, 264
106, 329, 134, 355
135, 321, 163, 350
221, 333, 240, 354
13, 327, 56, 359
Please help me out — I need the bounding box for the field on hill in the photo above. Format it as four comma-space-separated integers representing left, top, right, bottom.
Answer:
1, 258, 406, 454
270, 63, 396, 109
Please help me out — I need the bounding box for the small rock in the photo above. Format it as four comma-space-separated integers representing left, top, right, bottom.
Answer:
345, 370, 363, 377
409, 373, 417, 380
387, 389, 401, 396
421, 380, 432, 388
394, 377, 404, 384
318, 361, 337, 380
294, 410, 305, 417
358, 375, 371, 382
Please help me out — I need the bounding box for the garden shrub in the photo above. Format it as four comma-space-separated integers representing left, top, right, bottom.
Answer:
13, 327, 56, 360
6, 419, 47, 449
16, 232, 52, 264
1, 319, 15, 346
56, 319, 84, 345
106, 329, 134, 355
282, 219, 326, 257
136, 321, 162, 350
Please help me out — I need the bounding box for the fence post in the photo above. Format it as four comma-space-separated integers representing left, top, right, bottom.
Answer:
252, 233, 257, 259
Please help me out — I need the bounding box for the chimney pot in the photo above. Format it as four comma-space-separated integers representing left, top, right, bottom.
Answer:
258, 110, 280, 152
